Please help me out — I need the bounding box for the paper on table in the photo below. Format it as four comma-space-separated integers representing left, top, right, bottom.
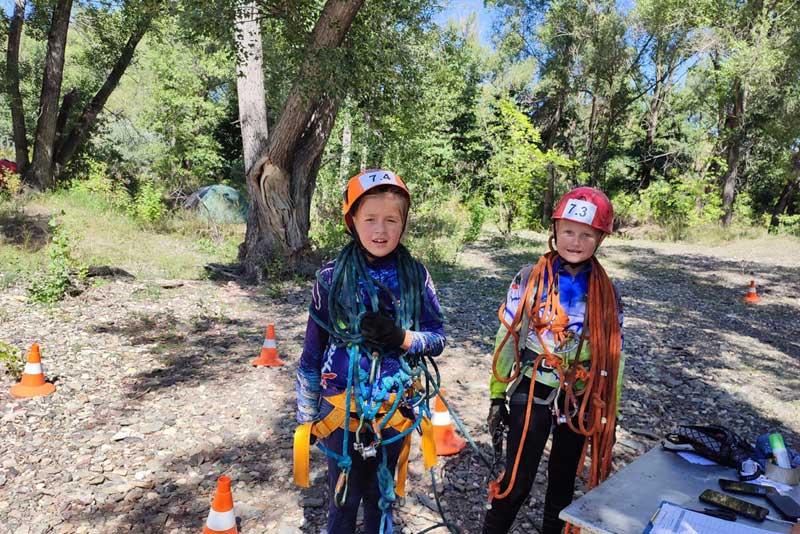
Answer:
676, 451, 718, 466
645, 502, 773, 534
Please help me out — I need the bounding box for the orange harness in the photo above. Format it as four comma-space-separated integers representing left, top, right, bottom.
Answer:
488, 251, 622, 530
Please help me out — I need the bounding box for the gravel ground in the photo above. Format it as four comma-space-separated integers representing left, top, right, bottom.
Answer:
1, 231, 798, 534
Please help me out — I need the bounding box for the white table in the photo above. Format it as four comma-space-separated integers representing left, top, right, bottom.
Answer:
559, 446, 798, 534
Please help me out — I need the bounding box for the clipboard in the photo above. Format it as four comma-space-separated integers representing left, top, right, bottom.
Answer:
643, 501, 775, 534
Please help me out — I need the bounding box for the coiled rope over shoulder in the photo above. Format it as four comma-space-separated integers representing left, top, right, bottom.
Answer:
488, 251, 621, 507
299, 240, 448, 534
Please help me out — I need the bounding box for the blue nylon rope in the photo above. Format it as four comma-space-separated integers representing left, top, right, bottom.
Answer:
306, 240, 445, 530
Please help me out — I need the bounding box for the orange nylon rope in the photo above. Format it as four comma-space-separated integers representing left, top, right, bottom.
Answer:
488, 251, 621, 507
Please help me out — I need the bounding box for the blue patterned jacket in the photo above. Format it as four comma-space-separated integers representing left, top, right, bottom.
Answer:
295, 251, 446, 424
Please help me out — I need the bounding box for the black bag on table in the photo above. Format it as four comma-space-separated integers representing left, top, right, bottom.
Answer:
663, 424, 762, 480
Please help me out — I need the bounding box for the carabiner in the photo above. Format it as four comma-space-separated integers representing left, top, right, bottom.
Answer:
334, 470, 350, 507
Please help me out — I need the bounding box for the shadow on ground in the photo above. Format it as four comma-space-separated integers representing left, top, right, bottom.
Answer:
0, 210, 51, 251
90, 309, 260, 397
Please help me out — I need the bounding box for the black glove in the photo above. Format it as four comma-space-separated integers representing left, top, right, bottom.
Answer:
360, 311, 406, 351
487, 398, 509, 439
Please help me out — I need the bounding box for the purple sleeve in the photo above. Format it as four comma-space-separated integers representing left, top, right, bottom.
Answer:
295, 265, 332, 424
406, 265, 446, 357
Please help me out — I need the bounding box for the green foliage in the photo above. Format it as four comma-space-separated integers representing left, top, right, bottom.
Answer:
486, 97, 548, 233
636, 176, 724, 240
405, 194, 474, 269
128, 180, 167, 223
775, 214, 800, 237
610, 190, 641, 227
69, 158, 131, 211
639, 180, 694, 240
0, 341, 25, 380
0, 173, 23, 200
27, 217, 82, 303
464, 199, 489, 243
309, 216, 349, 259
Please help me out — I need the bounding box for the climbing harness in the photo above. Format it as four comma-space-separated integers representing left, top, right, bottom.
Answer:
487, 249, 622, 513
293, 240, 464, 533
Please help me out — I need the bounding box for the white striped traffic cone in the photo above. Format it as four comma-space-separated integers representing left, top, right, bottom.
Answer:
10, 343, 56, 398
432, 390, 466, 456
251, 324, 284, 367
203, 476, 237, 534
743, 280, 761, 304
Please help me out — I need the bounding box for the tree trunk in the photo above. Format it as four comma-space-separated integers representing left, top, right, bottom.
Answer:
769, 177, 799, 229
640, 39, 679, 190
234, 0, 269, 176
720, 80, 746, 227
29, 0, 73, 190
360, 113, 370, 171
240, 0, 364, 282
769, 151, 800, 229
339, 110, 352, 180
51, 13, 154, 179
541, 98, 562, 226
5, 0, 29, 173
640, 52, 664, 190
585, 94, 599, 186
543, 162, 556, 227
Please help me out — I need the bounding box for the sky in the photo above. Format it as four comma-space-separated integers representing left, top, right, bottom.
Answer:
1, 0, 499, 47
434, 0, 496, 45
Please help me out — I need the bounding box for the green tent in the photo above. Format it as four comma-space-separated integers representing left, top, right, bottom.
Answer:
184, 185, 248, 224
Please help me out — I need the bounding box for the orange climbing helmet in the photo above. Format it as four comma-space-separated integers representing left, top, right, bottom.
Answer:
552, 186, 614, 235
342, 169, 411, 233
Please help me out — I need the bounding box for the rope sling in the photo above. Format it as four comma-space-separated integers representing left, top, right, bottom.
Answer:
487, 248, 622, 530
294, 240, 449, 534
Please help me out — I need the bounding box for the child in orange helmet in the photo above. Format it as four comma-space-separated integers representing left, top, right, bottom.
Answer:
483, 187, 624, 534
295, 169, 446, 534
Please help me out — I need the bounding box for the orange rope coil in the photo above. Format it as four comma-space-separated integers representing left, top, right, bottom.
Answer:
488, 250, 621, 502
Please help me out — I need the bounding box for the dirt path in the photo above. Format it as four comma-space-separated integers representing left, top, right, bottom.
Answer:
1, 232, 799, 534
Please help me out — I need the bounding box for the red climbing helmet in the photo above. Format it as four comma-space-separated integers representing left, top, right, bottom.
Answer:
342, 169, 411, 232
552, 187, 614, 234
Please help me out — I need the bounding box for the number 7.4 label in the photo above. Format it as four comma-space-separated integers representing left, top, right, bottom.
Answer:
562, 199, 597, 225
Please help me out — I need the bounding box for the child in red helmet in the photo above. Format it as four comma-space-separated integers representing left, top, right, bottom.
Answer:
482, 187, 624, 534
295, 169, 446, 534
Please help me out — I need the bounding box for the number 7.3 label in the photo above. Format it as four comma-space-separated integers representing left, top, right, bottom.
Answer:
562, 199, 596, 225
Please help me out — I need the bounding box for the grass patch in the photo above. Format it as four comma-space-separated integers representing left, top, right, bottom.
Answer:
1, 190, 244, 284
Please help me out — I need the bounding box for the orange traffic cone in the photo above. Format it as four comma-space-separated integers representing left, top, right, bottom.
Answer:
10, 343, 56, 398
251, 324, 285, 367
203, 476, 238, 534
432, 390, 466, 456
744, 280, 761, 304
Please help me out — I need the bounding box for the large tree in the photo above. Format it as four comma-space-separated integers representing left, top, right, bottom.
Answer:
236, 0, 364, 280
4, 0, 159, 189
700, 0, 800, 226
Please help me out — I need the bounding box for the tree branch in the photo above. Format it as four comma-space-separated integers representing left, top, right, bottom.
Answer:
52, 10, 156, 177
264, 0, 365, 171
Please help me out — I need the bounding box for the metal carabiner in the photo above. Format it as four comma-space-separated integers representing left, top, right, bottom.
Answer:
334, 470, 350, 507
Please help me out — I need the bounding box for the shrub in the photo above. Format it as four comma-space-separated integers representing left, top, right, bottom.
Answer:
776, 214, 800, 237
70, 159, 131, 211
129, 179, 167, 223
27, 217, 83, 303
637, 176, 725, 240
464, 198, 489, 243
405, 195, 472, 269
0, 341, 24, 380
610, 191, 643, 227
0, 172, 23, 199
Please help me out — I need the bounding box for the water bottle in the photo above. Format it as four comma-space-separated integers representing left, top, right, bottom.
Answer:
769, 433, 791, 469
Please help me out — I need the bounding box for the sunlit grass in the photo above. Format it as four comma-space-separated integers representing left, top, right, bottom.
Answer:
0, 190, 244, 284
